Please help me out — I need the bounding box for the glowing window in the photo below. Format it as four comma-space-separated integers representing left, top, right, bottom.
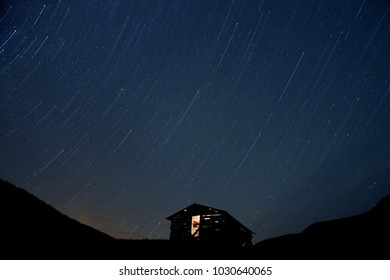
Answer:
191, 215, 200, 237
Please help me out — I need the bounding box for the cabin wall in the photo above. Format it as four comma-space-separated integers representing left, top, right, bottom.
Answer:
169, 215, 192, 240
169, 212, 252, 246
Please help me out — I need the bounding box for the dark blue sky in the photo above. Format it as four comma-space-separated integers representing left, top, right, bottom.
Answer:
1, 0, 390, 242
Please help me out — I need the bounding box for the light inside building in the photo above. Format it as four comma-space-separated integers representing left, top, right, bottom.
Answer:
191, 215, 200, 237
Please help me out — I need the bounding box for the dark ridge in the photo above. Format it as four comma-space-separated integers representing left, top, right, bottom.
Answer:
0, 179, 115, 259
251, 194, 390, 259
1, 178, 389, 259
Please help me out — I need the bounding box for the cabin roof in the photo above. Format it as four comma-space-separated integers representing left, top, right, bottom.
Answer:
166, 203, 255, 234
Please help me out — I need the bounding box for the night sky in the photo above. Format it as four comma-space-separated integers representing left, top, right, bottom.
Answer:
1, 0, 390, 242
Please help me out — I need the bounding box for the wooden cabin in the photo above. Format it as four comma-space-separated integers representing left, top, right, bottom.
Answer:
166, 203, 254, 246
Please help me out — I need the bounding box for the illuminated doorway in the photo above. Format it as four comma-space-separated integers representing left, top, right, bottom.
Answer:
191, 215, 200, 237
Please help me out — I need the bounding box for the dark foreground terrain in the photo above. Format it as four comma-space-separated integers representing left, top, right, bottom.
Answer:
1, 179, 389, 259
252, 193, 390, 259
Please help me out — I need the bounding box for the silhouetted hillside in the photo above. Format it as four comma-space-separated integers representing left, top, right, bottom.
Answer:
0, 179, 115, 259
1, 179, 389, 259
251, 195, 390, 259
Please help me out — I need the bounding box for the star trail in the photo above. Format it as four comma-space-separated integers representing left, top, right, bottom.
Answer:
1, 0, 390, 242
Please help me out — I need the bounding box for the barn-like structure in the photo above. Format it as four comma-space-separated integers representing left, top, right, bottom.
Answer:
166, 203, 254, 246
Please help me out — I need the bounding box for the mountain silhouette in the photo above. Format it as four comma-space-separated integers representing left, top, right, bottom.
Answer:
1, 178, 389, 259
251, 195, 390, 259
0, 179, 115, 259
